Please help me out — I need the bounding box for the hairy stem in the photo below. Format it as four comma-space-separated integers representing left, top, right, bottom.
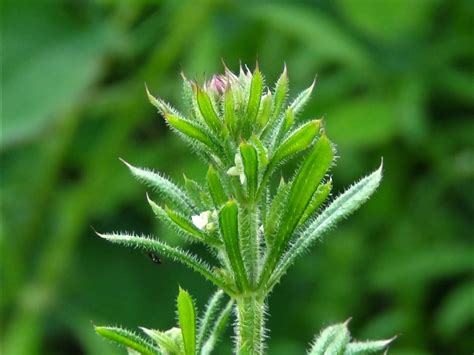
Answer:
236, 295, 266, 355
239, 204, 259, 287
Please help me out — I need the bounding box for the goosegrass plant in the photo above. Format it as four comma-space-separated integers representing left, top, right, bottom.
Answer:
95, 64, 394, 354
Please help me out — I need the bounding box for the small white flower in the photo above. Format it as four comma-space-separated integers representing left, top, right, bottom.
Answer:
227, 153, 246, 184
192, 211, 211, 230
191, 210, 218, 231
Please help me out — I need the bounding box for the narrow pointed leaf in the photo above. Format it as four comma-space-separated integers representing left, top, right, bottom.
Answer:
96, 232, 235, 295
271, 65, 289, 125
197, 290, 225, 350
165, 207, 200, 236
344, 337, 396, 354
177, 287, 196, 355
298, 179, 332, 225
146, 84, 178, 117
264, 179, 290, 245
165, 206, 222, 246
207, 165, 228, 208
121, 159, 194, 215
271, 163, 383, 289
289, 79, 316, 116
256, 91, 272, 131
165, 113, 218, 152
307, 323, 345, 355
224, 87, 236, 135
147, 194, 220, 246
325, 323, 350, 354
95, 326, 156, 355
140, 328, 181, 354
249, 134, 268, 170
201, 300, 234, 355
270, 119, 321, 169
261, 134, 333, 285
281, 107, 295, 135
183, 174, 208, 210
278, 133, 333, 238
196, 85, 221, 133
239, 142, 259, 198
218, 201, 249, 290
245, 67, 264, 125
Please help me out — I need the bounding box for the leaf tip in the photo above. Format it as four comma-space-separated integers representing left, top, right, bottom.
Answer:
145, 83, 159, 106
282, 62, 288, 78
118, 157, 133, 170
145, 192, 156, 206
91, 226, 103, 238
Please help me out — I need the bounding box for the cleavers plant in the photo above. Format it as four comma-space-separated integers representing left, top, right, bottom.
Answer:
94, 64, 395, 354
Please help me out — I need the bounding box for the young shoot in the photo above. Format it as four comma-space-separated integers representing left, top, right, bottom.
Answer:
95, 64, 393, 354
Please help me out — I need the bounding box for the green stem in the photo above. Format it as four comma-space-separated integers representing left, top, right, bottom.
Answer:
236, 295, 266, 355
239, 204, 259, 287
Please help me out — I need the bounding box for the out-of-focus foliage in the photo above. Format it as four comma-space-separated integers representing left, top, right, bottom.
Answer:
1, 0, 473, 354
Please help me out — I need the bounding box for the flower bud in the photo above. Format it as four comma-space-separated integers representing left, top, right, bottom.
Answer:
205, 74, 228, 96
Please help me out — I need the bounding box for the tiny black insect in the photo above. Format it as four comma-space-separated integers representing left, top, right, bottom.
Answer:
145, 251, 162, 265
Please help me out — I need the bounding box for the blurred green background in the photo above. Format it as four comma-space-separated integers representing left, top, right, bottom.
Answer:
1, 0, 473, 354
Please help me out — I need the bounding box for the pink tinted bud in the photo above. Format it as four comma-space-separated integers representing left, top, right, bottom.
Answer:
205, 74, 228, 96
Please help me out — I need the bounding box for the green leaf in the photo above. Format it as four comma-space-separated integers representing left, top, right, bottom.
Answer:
307, 322, 348, 355
164, 206, 222, 247
183, 174, 208, 210
264, 178, 290, 245
249, 134, 269, 170
201, 300, 234, 355
325, 323, 350, 354
121, 159, 194, 215
271, 163, 383, 289
239, 142, 259, 199
344, 337, 396, 354
270, 119, 321, 169
196, 85, 221, 133
261, 65, 288, 139
288, 79, 316, 116
256, 91, 273, 132
177, 287, 196, 355
218, 201, 249, 291
260, 134, 333, 286
246, 67, 264, 122
298, 179, 332, 226
307, 324, 340, 355
206, 166, 228, 208
197, 290, 225, 350
146, 84, 178, 117
281, 108, 295, 136
165, 113, 219, 153
94, 326, 156, 355
147, 194, 214, 246
308, 321, 395, 355
224, 87, 236, 136
96, 232, 235, 296
140, 327, 181, 354
271, 65, 289, 125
